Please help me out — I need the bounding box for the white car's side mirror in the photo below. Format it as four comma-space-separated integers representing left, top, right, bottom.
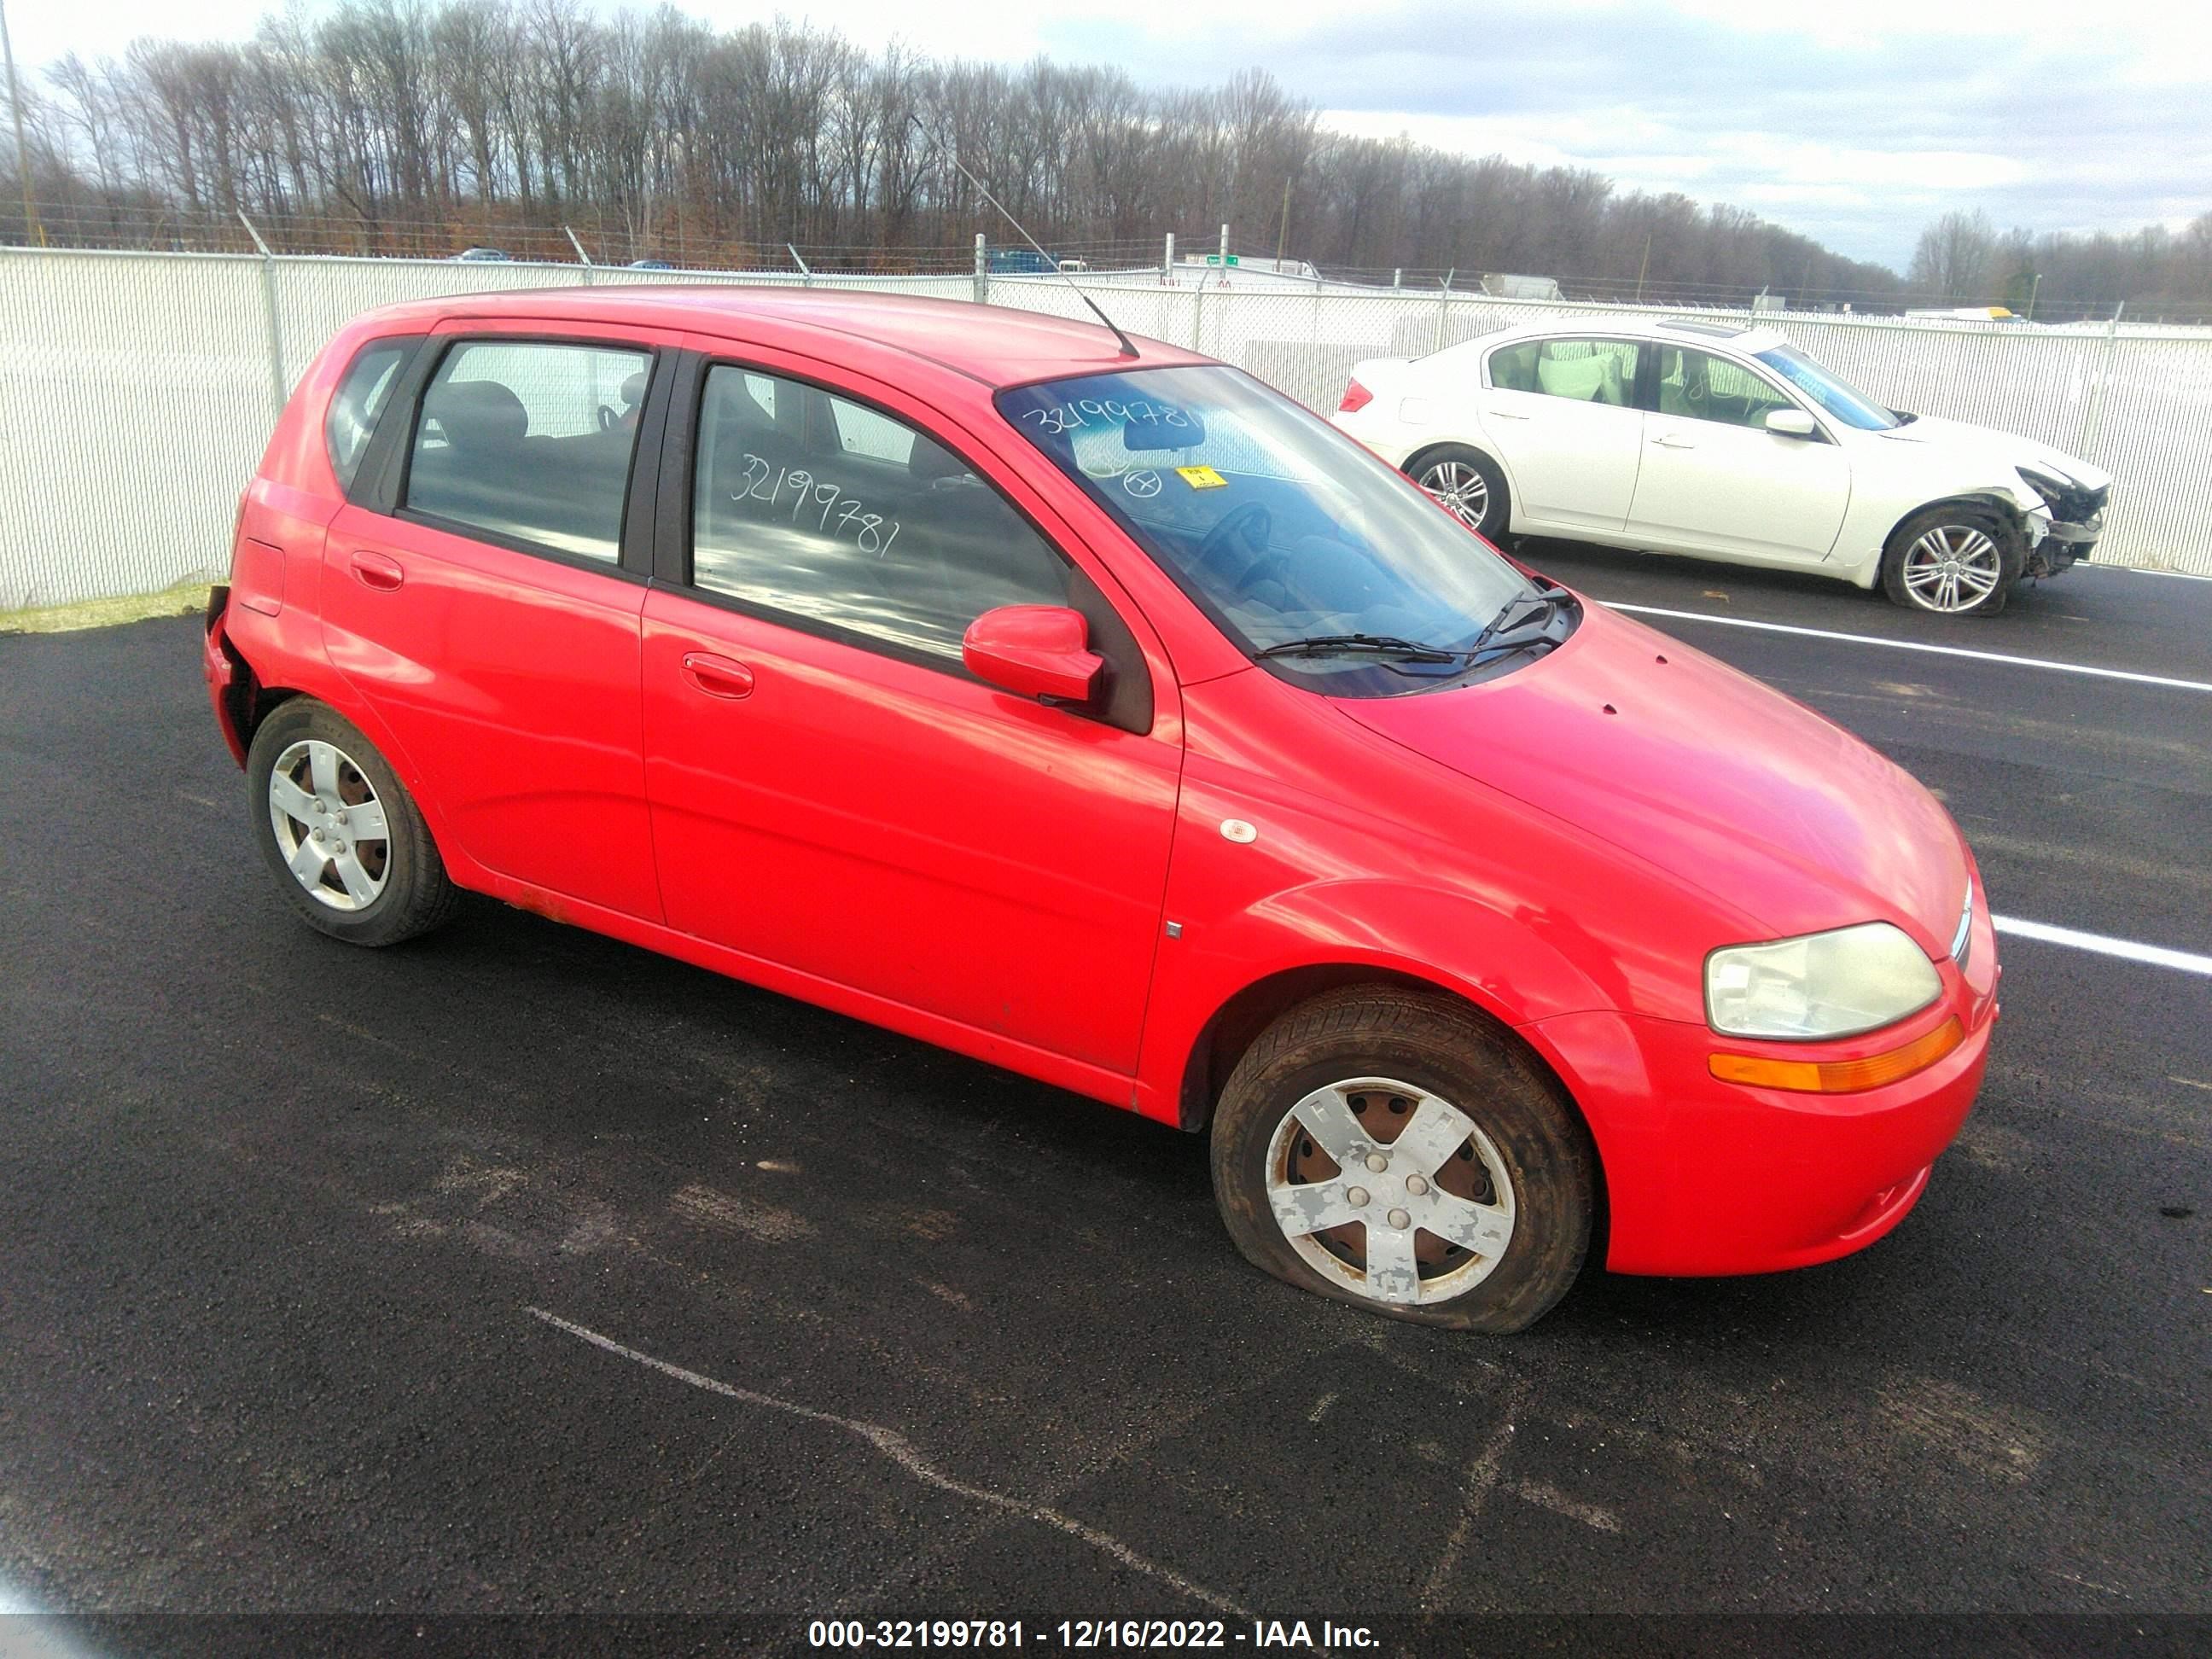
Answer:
1765, 409, 1819, 439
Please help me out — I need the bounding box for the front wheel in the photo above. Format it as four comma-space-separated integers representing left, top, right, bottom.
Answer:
1410, 445, 1511, 543
1882, 505, 2022, 616
1209, 987, 1593, 1333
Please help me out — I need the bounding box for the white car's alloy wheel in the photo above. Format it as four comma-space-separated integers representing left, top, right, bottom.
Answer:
1418, 460, 1489, 530
1265, 1075, 1516, 1306
1900, 523, 2005, 613
267, 738, 392, 911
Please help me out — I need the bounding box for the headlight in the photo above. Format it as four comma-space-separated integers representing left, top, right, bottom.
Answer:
1705, 923, 1942, 1040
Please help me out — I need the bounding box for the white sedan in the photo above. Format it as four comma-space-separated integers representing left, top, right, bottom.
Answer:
1330, 316, 2111, 616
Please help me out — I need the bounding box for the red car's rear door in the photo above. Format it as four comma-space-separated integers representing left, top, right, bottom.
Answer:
639, 348, 1183, 1080
320, 318, 678, 919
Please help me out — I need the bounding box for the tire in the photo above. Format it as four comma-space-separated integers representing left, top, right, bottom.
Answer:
1881, 504, 2022, 616
1409, 445, 1511, 543
1208, 987, 1594, 1333
246, 698, 459, 946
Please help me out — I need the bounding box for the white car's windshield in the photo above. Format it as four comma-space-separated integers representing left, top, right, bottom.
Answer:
1754, 345, 1900, 431
997, 365, 1547, 695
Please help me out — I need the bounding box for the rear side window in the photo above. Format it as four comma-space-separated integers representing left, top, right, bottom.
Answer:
405, 340, 652, 562
1527, 340, 1639, 405
689, 364, 1071, 663
326, 341, 411, 491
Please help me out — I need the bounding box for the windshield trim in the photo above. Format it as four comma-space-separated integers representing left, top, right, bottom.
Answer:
993, 364, 1546, 697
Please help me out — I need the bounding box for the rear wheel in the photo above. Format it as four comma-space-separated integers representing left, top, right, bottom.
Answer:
246, 699, 458, 946
1410, 445, 1511, 543
1882, 505, 2020, 616
1209, 987, 1593, 1333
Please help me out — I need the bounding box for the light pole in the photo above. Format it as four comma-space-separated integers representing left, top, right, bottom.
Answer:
0, 0, 38, 246
2027, 271, 2042, 322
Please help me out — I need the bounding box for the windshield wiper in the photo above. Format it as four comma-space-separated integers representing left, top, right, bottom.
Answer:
1254, 632, 1463, 663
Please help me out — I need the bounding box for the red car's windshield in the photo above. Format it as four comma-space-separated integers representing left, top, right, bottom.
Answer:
998, 365, 1549, 695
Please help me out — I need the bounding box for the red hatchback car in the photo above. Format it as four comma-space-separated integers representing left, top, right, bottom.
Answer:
204, 288, 1997, 1331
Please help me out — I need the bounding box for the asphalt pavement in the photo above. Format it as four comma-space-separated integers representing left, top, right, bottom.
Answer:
0, 543, 2205, 1651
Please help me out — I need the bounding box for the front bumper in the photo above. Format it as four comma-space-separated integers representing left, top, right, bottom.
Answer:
1522, 903, 2000, 1278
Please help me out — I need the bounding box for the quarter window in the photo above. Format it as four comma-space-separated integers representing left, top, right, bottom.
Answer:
1655, 346, 1798, 430
327, 340, 410, 491
405, 340, 653, 562
690, 364, 1071, 663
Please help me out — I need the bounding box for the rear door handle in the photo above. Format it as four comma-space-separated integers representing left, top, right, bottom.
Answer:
1487, 407, 1532, 420
681, 651, 755, 700
350, 550, 405, 591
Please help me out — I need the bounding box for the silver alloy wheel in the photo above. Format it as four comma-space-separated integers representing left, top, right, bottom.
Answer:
268, 738, 392, 911
1419, 460, 1489, 529
1265, 1075, 1516, 1306
1901, 523, 2003, 612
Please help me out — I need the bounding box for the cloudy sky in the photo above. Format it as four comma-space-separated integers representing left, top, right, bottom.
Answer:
18, 0, 2209, 271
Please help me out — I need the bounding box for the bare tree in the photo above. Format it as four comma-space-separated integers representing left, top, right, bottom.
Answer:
29, 0, 2211, 316
1908, 208, 1999, 301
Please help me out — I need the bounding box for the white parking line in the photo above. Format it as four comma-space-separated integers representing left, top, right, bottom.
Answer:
1599, 603, 2212, 694
1994, 916, 2212, 978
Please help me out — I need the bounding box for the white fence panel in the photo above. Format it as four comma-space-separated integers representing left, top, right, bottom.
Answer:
1, 252, 272, 608
4, 246, 2209, 608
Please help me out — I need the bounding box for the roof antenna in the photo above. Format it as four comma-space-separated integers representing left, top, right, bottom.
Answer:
917, 117, 1139, 359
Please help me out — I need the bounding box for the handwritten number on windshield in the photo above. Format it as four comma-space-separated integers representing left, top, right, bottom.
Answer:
1022, 398, 1192, 436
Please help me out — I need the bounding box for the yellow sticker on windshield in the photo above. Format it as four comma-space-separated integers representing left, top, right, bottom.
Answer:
1176, 465, 1228, 490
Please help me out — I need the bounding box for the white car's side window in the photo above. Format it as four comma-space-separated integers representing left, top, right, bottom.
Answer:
1492, 339, 1639, 408
1656, 346, 1798, 430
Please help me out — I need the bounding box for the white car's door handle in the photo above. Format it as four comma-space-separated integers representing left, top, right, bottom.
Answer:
1650, 434, 1696, 448
1487, 407, 1532, 420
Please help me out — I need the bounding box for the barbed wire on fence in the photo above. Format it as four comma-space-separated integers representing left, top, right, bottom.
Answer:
15, 201, 2202, 322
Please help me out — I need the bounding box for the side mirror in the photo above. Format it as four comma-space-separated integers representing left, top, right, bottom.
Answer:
1765, 408, 1819, 439
963, 605, 1103, 705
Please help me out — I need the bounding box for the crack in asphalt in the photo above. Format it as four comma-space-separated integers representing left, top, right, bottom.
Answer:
524, 1306, 1257, 1623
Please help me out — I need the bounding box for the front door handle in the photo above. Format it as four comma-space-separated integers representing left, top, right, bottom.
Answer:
350, 550, 405, 591
1650, 433, 1697, 449
681, 651, 755, 700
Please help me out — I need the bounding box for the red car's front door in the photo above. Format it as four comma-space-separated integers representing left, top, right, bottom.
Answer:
639, 355, 1183, 1080
320, 323, 672, 919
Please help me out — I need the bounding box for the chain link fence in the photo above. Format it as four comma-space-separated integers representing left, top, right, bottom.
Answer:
5, 245, 2209, 608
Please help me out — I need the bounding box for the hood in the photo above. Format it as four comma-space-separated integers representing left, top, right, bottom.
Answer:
1339, 603, 1969, 956
1875, 414, 2113, 493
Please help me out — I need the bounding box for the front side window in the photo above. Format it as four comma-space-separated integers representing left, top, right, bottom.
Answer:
327, 339, 411, 492
998, 365, 1549, 697
1754, 344, 1900, 430
690, 364, 1071, 662
1655, 346, 1799, 429
405, 340, 652, 562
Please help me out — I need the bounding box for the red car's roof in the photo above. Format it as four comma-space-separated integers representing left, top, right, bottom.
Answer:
358, 285, 1211, 388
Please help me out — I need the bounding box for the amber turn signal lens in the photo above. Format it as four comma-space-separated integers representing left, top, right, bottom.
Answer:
1709, 1016, 1965, 1094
